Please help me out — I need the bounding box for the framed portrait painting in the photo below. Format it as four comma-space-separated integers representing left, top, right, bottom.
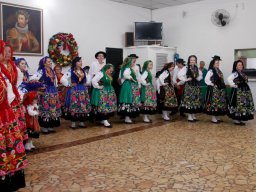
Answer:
0, 2, 43, 55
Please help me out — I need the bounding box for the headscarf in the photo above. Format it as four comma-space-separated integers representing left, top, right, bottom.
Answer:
142, 60, 153, 83
120, 57, 133, 78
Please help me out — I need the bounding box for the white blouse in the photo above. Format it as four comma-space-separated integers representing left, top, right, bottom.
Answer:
140, 71, 150, 86
156, 70, 169, 93
27, 104, 39, 116
178, 66, 203, 82
204, 70, 214, 86
92, 71, 104, 89
227, 72, 239, 88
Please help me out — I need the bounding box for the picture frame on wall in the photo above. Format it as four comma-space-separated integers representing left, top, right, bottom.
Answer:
0, 2, 43, 56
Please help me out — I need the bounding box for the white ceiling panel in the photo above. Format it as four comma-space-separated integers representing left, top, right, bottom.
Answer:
108, 0, 205, 10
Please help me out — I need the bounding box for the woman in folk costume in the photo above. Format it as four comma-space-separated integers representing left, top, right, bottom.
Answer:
0, 40, 27, 192
54, 64, 67, 115
15, 58, 30, 98
91, 64, 117, 128
204, 56, 228, 123
227, 60, 254, 125
23, 91, 40, 151
178, 55, 203, 122
61, 57, 91, 128
30, 56, 61, 133
118, 57, 141, 124
172, 59, 186, 117
140, 60, 157, 123
0, 43, 27, 141
156, 62, 178, 121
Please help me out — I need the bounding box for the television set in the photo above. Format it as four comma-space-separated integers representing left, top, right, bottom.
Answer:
135, 22, 163, 40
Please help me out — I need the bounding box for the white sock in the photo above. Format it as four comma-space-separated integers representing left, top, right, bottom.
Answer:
25, 141, 31, 150
103, 120, 111, 126
30, 140, 35, 148
144, 115, 150, 122
71, 122, 76, 127
212, 116, 218, 122
163, 111, 170, 120
125, 116, 132, 123
188, 114, 193, 121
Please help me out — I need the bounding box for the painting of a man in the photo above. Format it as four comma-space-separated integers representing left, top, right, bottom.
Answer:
1, 3, 43, 55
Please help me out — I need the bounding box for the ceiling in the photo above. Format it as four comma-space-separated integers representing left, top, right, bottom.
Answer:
109, 0, 205, 10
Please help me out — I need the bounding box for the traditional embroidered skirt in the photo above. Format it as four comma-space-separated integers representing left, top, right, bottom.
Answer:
91, 86, 117, 120
0, 107, 27, 191
118, 81, 141, 117
11, 99, 28, 141
180, 82, 202, 113
228, 84, 254, 121
39, 86, 61, 127
57, 86, 68, 115
64, 84, 91, 121
204, 85, 228, 116
140, 84, 157, 114
158, 84, 178, 112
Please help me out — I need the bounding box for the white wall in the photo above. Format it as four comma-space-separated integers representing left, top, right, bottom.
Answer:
2, 0, 150, 73
153, 0, 256, 79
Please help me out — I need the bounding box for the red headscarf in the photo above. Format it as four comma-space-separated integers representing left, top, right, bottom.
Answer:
23, 91, 37, 107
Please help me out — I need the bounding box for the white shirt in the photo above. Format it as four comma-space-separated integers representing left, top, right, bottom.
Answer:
173, 66, 185, 86
178, 66, 203, 82
89, 60, 105, 77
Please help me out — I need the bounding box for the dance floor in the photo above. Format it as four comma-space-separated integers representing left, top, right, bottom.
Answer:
19, 114, 256, 192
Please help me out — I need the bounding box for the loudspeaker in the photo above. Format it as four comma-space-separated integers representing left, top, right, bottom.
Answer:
125, 32, 134, 47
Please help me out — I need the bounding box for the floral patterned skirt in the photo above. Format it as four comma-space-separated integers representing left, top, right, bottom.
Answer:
11, 99, 28, 141
64, 84, 91, 121
204, 85, 228, 116
39, 86, 61, 127
118, 81, 141, 117
158, 84, 178, 112
0, 107, 27, 191
91, 86, 117, 120
180, 83, 202, 113
140, 84, 157, 114
228, 85, 254, 121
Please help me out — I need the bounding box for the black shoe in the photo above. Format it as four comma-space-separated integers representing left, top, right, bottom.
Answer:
234, 122, 245, 126
193, 119, 199, 122
188, 119, 195, 123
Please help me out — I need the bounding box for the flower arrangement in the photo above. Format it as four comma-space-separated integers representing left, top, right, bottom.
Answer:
48, 33, 79, 67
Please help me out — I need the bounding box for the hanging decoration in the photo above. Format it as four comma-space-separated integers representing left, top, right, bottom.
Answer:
48, 33, 79, 67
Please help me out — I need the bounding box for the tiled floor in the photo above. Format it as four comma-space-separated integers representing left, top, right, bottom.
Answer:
18, 114, 256, 192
